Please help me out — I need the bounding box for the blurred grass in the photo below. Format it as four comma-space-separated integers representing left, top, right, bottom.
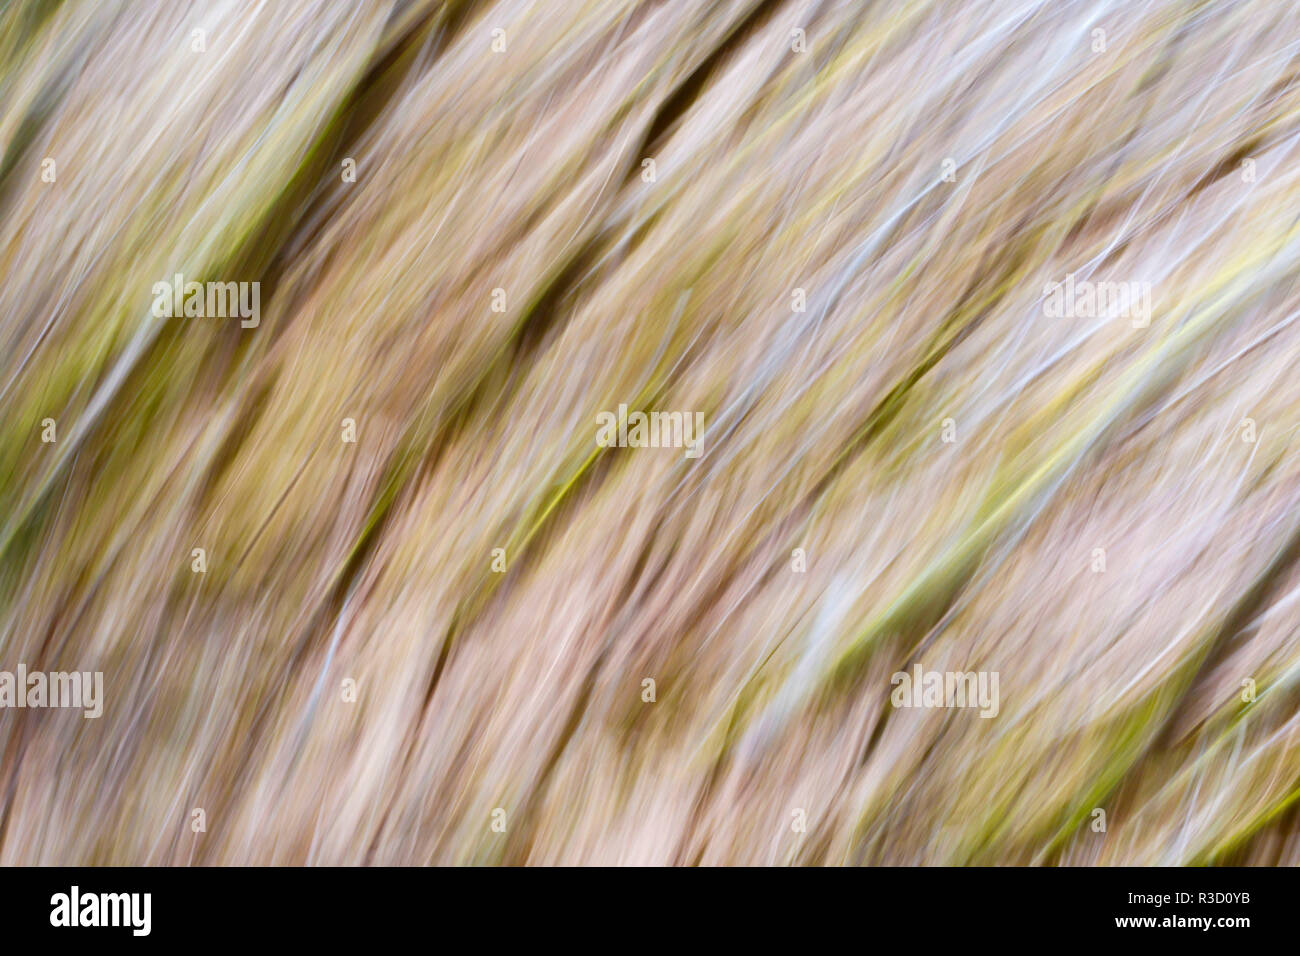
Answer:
1, 0, 1300, 864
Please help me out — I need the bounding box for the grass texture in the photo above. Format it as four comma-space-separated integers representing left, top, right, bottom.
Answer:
1, 0, 1300, 864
